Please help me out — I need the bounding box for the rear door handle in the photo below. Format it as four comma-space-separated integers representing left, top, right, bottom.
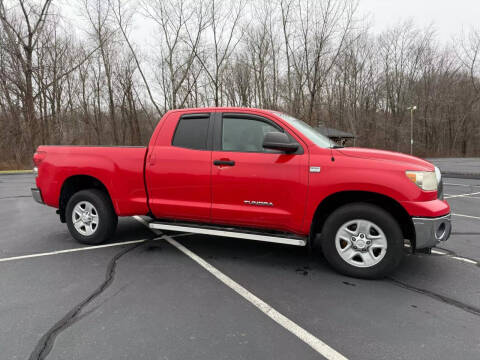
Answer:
213, 160, 235, 166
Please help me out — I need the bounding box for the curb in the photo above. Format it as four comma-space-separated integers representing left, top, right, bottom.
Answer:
442, 172, 480, 180
0, 170, 33, 175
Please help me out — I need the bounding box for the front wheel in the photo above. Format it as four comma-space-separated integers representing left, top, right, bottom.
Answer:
66, 189, 118, 245
321, 203, 404, 279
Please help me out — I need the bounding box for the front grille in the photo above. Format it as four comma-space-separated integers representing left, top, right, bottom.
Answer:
438, 178, 444, 199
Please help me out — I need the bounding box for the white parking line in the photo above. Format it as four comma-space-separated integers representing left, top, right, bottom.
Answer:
440, 213, 480, 265
450, 256, 478, 265
444, 183, 480, 188
0, 238, 151, 263
0, 232, 195, 264
410, 246, 478, 266
444, 191, 480, 199
452, 213, 480, 220
431, 249, 479, 266
444, 194, 480, 199
4, 212, 474, 359
133, 216, 348, 360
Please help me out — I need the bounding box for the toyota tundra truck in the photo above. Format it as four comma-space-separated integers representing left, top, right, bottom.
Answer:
31, 107, 451, 278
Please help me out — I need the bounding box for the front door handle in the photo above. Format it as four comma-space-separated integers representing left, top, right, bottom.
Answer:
213, 160, 235, 166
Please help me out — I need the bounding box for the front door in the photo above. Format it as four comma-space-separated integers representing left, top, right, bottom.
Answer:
211, 113, 308, 234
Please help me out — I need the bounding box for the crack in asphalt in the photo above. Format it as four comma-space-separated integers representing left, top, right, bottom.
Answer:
28, 241, 146, 360
387, 277, 480, 317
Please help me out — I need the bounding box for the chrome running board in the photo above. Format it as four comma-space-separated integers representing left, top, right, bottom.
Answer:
149, 223, 307, 246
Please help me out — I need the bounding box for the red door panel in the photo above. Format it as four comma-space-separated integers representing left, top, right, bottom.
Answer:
146, 147, 211, 221
211, 151, 308, 234
145, 112, 212, 222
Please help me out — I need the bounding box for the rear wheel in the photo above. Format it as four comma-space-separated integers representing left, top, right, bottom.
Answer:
66, 189, 117, 245
321, 203, 404, 279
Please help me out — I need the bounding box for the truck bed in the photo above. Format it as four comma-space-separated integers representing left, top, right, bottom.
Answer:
35, 145, 150, 216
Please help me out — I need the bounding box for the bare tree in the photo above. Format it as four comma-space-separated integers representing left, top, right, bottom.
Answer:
82, 0, 120, 143
115, 52, 141, 144
0, 0, 53, 154
108, 0, 163, 116
142, 0, 208, 109
194, 0, 245, 106
297, 0, 358, 123
2, 0, 480, 169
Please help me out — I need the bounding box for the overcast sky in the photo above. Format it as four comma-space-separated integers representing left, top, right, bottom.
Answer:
357, 0, 479, 41
60, 0, 479, 46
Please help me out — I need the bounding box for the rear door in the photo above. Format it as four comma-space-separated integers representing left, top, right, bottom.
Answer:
210, 112, 309, 233
145, 112, 213, 222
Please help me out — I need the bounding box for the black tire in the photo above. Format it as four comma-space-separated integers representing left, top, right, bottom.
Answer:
66, 189, 118, 245
320, 203, 404, 279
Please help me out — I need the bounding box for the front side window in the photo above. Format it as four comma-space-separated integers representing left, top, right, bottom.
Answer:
172, 117, 209, 150
273, 111, 332, 148
222, 117, 282, 152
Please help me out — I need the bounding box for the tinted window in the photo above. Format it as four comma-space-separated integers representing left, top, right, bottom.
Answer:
222, 117, 282, 152
172, 117, 209, 150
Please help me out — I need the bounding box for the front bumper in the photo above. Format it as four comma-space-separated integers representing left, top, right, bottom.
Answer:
31, 188, 44, 204
412, 214, 451, 249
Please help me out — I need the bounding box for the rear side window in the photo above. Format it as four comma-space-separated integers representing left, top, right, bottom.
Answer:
172, 117, 209, 150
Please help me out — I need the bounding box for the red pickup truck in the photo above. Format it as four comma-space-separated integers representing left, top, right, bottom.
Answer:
32, 107, 451, 278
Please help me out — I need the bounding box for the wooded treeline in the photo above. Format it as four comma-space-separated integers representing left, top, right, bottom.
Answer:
1, 0, 479, 168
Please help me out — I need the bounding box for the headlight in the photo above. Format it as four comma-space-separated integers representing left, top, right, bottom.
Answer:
405, 170, 438, 191
33, 166, 38, 177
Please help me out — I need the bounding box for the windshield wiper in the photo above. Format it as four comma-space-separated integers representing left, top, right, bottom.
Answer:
330, 145, 344, 149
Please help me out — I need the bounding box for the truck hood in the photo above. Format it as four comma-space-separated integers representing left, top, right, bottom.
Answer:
337, 147, 434, 170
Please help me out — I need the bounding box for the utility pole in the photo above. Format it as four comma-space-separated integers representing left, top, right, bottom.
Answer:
407, 106, 417, 155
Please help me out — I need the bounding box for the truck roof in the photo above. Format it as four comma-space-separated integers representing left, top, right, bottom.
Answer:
166, 107, 277, 115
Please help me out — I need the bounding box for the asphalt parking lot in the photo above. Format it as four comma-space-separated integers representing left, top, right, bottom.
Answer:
1, 173, 480, 360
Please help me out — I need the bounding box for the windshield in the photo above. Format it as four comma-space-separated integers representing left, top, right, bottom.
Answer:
273, 112, 333, 148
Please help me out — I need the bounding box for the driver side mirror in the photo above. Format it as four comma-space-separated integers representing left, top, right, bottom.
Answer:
262, 132, 298, 153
